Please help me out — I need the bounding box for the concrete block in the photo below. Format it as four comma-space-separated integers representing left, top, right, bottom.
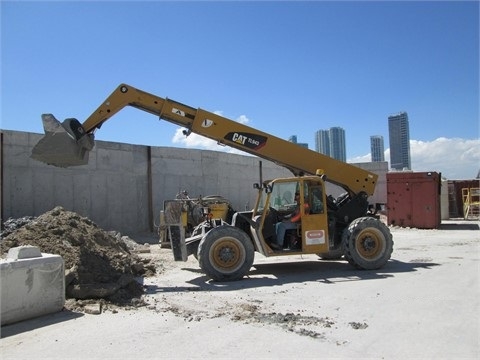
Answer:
7, 245, 42, 259
1, 246, 65, 326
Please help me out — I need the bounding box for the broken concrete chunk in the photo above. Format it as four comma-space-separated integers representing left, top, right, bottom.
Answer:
84, 303, 102, 315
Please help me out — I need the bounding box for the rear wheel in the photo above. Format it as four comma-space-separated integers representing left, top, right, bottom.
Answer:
342, 217, 393, 270
198, 225, 254, 281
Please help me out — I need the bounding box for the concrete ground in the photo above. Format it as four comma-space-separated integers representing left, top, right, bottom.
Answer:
1, 220, 479, 359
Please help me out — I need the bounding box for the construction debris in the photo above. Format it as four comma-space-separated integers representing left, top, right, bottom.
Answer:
1, 216, 36, 238
0, 206, 156, 309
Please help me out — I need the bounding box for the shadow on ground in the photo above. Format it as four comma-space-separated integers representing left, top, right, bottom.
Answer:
1, 309, 84, 338
144, 258, 440, 294
439, 222, 479, 230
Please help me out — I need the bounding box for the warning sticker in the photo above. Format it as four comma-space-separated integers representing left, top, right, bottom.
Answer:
305, 230, 326, 245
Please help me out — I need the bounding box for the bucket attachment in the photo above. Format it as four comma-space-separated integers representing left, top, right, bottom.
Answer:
31, 114, 95, 167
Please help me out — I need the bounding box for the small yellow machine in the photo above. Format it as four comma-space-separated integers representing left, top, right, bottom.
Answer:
159, 192, 233, 248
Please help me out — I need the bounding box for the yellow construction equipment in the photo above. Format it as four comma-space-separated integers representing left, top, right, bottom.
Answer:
31, 84, 393, 281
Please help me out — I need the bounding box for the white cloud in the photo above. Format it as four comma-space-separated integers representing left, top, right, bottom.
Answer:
172, 115, 478, 180
349, 138, 480, 180
348, 153, 371, 163
171, 112, 250, 155
235, 114, 250, 125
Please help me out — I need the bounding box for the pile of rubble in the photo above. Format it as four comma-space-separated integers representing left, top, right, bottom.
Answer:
1, 206, 156, 309
1, 216, 36, 238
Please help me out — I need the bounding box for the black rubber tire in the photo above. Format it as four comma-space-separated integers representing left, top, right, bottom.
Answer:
342, 217, 393, 270
317, 247, 344, 260
198, 225, 255, 281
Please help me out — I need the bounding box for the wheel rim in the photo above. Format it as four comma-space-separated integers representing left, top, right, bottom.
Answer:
209, 237, 246, 274
355, 228, 385, 261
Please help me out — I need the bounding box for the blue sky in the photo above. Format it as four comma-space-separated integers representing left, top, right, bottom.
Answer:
2, 1, 479, 179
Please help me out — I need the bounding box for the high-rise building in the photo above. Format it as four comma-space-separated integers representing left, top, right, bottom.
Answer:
288, 135, 309, 149
370, 135, 385, 162
315, 127, 346, 162
288, 135, 297, 143
314, 130, 330, 156
388, 112, 411, 170
329, 127, 346, 162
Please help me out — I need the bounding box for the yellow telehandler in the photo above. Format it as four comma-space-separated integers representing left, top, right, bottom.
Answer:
31, 84, 393, 281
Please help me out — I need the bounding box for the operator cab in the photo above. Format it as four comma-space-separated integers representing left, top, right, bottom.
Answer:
253, 176, 328, 254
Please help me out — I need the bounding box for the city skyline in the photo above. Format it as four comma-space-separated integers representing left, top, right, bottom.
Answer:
292, 113, 413, 170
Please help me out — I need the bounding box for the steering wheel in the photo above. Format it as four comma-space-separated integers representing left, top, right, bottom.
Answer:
268, 207, 281, 222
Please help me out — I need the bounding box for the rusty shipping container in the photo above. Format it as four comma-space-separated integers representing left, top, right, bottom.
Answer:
387, 171, 441, 229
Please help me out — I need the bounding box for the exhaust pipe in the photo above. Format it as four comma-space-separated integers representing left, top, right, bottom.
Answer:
31, 114, 95, 167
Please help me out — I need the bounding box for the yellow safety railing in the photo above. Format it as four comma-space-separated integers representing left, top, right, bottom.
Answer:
462, 187, 480, 220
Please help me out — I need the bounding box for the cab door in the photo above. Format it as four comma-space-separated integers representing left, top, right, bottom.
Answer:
300, 181, 329, 254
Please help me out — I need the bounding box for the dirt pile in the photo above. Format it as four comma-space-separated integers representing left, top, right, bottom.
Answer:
1, 206, 156, 306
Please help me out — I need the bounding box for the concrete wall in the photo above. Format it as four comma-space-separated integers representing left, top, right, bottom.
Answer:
1, 130, 291, 235
1, 130, 388, 235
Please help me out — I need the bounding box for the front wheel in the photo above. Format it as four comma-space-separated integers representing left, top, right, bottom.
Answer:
342, 217, 393, 270
198, 225, 254, 281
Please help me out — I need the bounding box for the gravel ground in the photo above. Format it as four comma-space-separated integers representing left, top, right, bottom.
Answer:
1, 220, 479, 359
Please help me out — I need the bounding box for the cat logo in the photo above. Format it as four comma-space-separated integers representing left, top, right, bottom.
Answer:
232, 133, 248, 145
224, 132, 267, 150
